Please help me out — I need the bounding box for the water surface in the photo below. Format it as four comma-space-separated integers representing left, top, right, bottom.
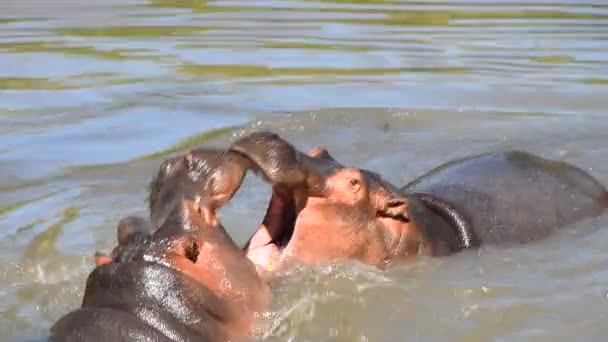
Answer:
1, 0, 608, 341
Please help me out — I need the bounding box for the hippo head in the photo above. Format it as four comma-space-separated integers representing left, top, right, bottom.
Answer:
93, 149, 269, 338
147, 148, 252, 229
96, 148, 253, 266
228, 132, 420, 275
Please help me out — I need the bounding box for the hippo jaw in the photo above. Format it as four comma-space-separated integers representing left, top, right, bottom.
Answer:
243, 184, 304, 274
243, 179, 413, 275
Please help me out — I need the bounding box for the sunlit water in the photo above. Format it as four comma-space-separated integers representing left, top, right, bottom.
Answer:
1, 0, 608, 341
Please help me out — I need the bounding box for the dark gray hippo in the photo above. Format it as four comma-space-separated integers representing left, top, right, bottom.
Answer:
400, 150, 608, 256
49, 149, 270, 342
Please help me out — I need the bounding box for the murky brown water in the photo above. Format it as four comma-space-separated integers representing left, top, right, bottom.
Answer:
1, 0, 608, 341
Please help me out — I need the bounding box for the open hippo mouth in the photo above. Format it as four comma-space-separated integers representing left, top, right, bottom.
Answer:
228, 132, 410, 273
228, 132, 327, 271
241, 184, 304, 266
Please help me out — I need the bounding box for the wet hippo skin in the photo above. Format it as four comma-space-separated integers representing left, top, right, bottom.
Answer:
50, 149, 268, 342
50, 132, 381, 341
237, 133, 608, 272
229, 132, 413, 273
51, 130, 408, 340
401, 150, 608, 255
47, 132, 608, 340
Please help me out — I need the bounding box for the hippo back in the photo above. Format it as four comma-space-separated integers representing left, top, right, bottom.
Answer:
49, 262, 234, 342
402, 151, 607, 245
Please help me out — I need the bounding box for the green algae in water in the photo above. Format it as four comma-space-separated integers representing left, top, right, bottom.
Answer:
178, 64, 470, 78
340, 9, 607, 27
0, 17, 46, 24
263, 41, 373, 52
0, 108, 34, 115
0, 41, 159, 61
16, 209, 82, 303
148, 0, 209, 10
16, 219, 47, 234
0, 192, 58, 217
0, 75, 146, 91
56, 25, 210, 38
22, 207, 80, 262
63, 72, 148, 88
531, 56, 573, 64
67, 126, 243, 174
583, 78, 608, 85
140, 125, 239, 161
0, 77, 68, 90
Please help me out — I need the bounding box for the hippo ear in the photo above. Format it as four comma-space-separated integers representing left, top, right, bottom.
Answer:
307, 146, 343, 168
116, 216, 152, 245
308, 146, 332, 160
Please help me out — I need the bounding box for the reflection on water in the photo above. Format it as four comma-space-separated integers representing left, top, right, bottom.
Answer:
1, 0, 608, 340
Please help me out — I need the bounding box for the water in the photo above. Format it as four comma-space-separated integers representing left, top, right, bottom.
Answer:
1, 0, 608, 340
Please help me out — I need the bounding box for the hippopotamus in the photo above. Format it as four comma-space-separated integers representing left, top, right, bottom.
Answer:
228, 132, 414, 272
92, 149, 254, 267
400, 150, 608, 253
47, 131, 608, 340
50, 149, 269, 342
233, 133, 608, 273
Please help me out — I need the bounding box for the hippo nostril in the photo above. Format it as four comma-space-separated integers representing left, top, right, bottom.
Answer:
184, 239, 200, 263
387, 198, 406, 208
379, 198, 409, 222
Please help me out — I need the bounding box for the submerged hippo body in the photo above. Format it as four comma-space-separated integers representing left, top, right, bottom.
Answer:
50, 261, 242, 342
401, 150, 608, 255
50, 149, 268, 342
